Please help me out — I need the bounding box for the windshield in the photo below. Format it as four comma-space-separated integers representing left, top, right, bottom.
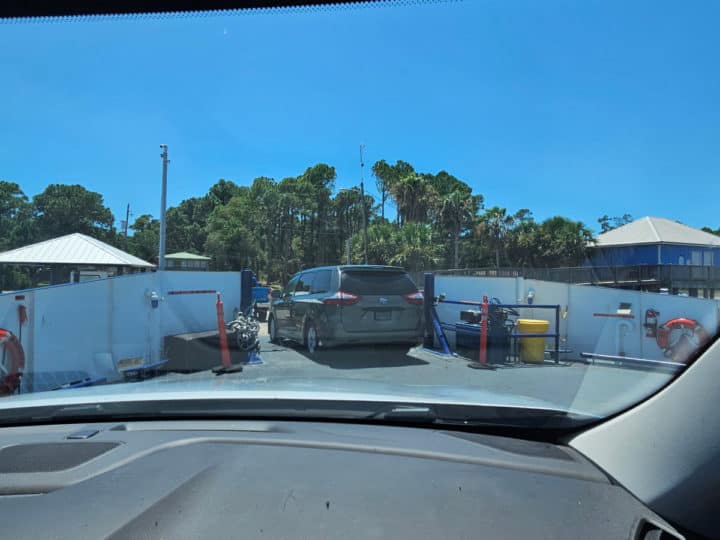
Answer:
0, 1, 718, 428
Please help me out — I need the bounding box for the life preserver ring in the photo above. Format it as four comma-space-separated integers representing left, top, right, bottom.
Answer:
0, 329, 24, 396
656, 318, 710, 362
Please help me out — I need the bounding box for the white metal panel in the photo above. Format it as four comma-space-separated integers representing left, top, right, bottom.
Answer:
160, 271, 241, 337
0, 270, 242, 387
435, 275, 719, 365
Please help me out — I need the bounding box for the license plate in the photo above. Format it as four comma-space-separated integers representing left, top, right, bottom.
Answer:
374, 311, 391, 321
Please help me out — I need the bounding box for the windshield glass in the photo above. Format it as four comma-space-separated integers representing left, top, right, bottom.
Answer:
0, 1, 718, 427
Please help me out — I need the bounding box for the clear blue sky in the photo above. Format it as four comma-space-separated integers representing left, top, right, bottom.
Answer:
1, 0, 718, 234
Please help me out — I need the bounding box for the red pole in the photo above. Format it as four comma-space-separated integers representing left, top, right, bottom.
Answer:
479, 295, 488, 365
216, 293, 231, 367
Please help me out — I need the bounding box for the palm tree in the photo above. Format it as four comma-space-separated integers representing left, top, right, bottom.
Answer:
354, 222, 397, 265
389, 174, 438, 225
535, 216, 594, 267
389, 223, 442, 271
440, 191, 481, 269
477, 207, 514, 268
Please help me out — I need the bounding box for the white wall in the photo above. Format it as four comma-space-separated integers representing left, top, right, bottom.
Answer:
0, 270, 242, 389
435, 275, 719, 362
160, 271, 241, 337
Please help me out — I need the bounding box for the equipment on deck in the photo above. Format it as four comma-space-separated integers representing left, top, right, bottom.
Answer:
226, 307, 261, 353
0, 328, 24, 396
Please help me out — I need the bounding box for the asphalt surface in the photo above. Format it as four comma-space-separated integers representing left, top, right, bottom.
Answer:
236, 333, 675, 416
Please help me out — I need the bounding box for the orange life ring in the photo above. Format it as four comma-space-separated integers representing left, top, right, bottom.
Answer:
0, 329, 24, 396
656, 318, 710, 362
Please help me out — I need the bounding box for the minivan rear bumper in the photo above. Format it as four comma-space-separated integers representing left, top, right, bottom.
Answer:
319, 326, 423, 348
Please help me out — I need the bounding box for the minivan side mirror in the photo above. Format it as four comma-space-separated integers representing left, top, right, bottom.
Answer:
271, 289, 282, 299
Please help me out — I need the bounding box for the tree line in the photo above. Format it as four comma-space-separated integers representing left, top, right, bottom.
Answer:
1, 160, 640, 285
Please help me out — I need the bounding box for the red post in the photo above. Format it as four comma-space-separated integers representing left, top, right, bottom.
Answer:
479, 295, 488, 365
216, 293, 231, 367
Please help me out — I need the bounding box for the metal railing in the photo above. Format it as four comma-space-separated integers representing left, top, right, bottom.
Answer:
423, 264, 720, 288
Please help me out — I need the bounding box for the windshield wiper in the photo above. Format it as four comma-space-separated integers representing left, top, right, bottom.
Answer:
0, 399, 595, 431
373, 404, 590, 428
367, 405, 438, 423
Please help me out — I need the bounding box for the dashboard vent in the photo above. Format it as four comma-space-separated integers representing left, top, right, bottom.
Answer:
0, 442, 119, 473
634, 519, 683, 540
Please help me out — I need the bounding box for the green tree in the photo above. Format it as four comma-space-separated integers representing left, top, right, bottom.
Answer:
505, 209, 538, 267
389, 223, 443, 271
127, 214, 159, 263
371, 160, 415, 220
0, 181, 33, 250
598, 213, 633, 233
389, 173, 438, 225
32, 184, 115, 241
534, 216, 594, 267
166, 197, 213, 254
425, 171, 470, 199
208, 179, 242, 207
440, 191, 482, 268
352, 222, 398, 265
477, 207, 515, 268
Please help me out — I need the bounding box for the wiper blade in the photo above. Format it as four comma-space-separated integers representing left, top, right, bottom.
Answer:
366, 403, 590, 429
0, 398, 595, 430
367, 405, 438, 423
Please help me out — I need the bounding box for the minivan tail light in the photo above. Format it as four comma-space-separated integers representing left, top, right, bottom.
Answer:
404, 291, 424, 305
323, 291, 361, 306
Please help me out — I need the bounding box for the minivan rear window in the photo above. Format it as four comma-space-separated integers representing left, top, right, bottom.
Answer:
340, 271, 417, 296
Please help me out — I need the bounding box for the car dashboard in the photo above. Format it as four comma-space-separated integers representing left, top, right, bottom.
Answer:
0, 419, 682, 539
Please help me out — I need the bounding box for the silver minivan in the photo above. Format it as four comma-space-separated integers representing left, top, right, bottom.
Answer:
268, 265, 424, 354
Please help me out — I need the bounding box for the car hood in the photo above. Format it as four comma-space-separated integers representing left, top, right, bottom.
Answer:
0, 371, 596, 418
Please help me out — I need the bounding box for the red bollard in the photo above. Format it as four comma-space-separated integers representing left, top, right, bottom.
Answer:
216, 293, 231, 368
479, 295, 488, 365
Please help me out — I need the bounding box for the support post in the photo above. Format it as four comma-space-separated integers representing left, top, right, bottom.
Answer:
158, 145, 169, 270
555, 305, 560, 363
423, 273, 434, 348
240, 269, 254, 315
216, 293, 231, 368
479, 295, 488, 365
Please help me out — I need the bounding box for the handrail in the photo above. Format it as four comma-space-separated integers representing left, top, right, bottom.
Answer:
438, 298, 561, 363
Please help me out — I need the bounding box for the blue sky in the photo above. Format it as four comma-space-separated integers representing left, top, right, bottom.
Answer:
1, 0, 719, 234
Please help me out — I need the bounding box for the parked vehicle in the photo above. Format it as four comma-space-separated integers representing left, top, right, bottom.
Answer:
268, 265, 424, 353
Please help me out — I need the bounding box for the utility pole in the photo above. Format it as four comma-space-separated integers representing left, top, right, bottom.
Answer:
123, 204, 130, 237
346, 238, 351, 264
360, 144, 368, 265
159, 144, 169, 271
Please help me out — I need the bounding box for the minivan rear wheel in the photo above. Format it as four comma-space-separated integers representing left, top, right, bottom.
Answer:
268, 316, 279, 343
305, 322, 319, 355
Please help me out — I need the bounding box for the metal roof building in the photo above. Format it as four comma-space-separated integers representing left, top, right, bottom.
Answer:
165, 252, 210, 271
594, 217, 720, 249
0, 233, 154, 268
590, 217, 720, 267
584, 217, 720, 296
0, 233, 153, 286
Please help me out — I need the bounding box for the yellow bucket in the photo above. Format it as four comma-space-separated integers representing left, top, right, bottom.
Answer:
516, 319, 550, 363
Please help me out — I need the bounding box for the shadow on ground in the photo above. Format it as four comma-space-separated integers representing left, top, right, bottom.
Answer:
296, 344, 429, 369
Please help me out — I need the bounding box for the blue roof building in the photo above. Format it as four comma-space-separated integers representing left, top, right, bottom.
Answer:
590, 217, 720, 267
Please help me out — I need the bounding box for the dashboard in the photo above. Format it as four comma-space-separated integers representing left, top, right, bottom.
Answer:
0, 419, 681, 539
